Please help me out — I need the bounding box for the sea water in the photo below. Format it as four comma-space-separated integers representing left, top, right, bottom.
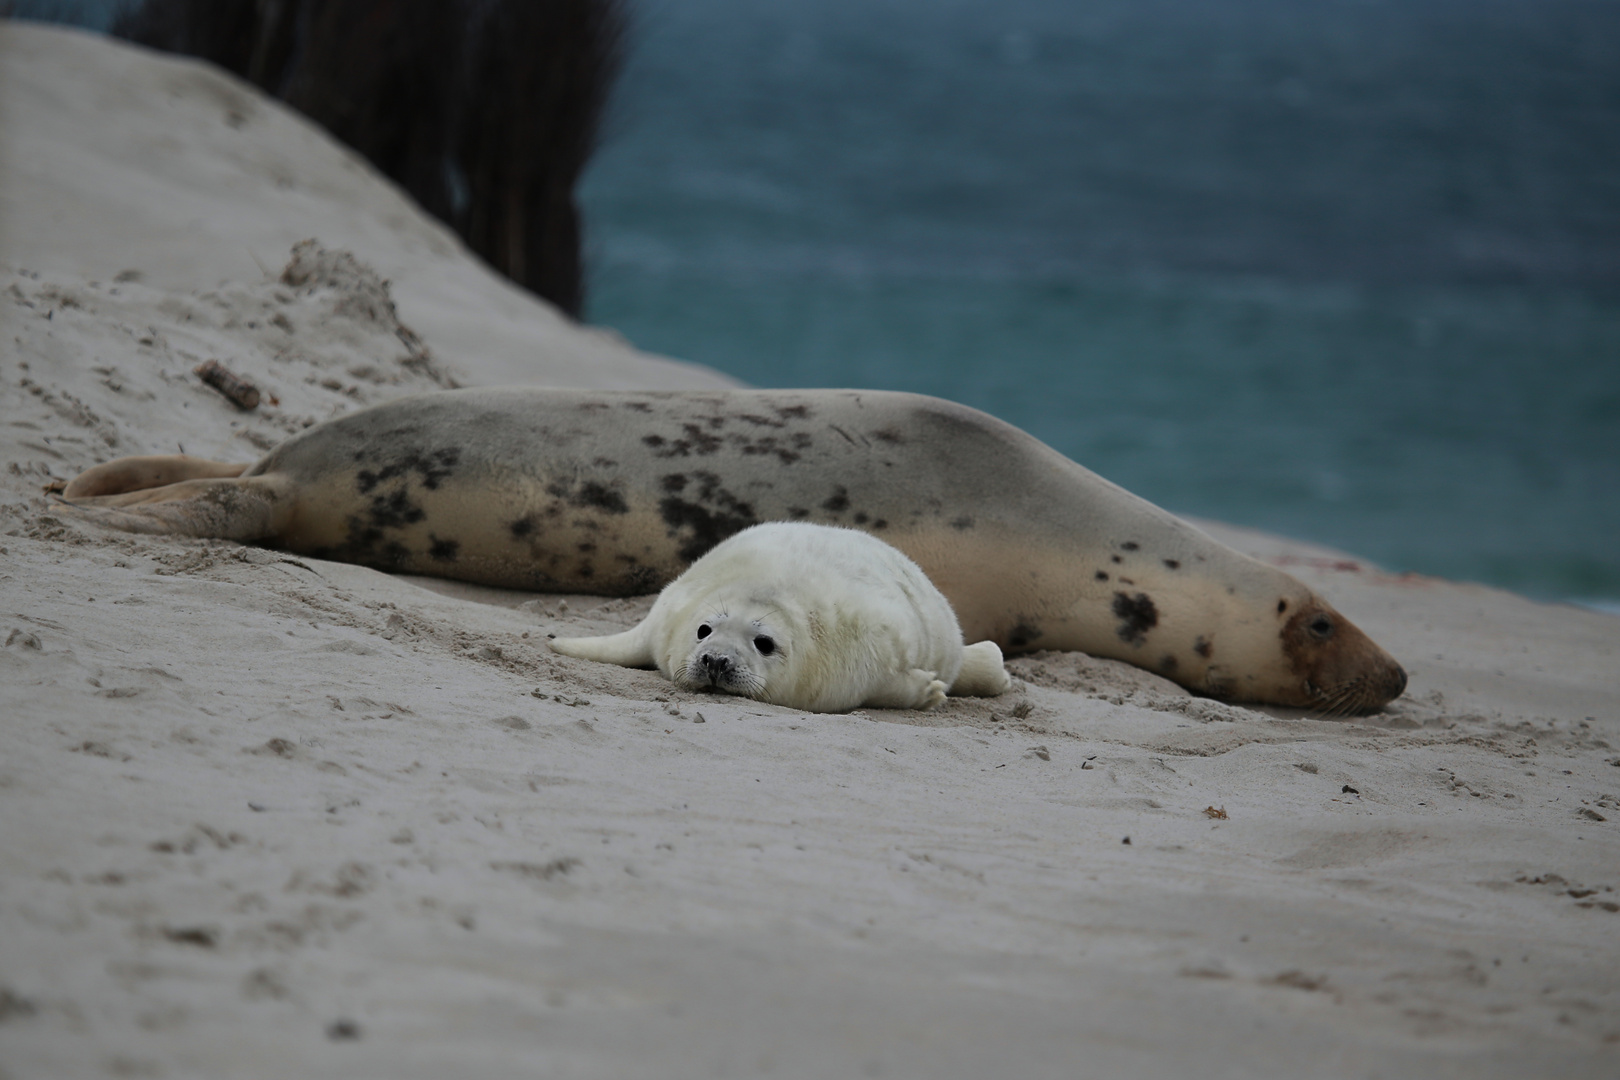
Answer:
17, 0, 1620, 606
581, 0, 1620, 607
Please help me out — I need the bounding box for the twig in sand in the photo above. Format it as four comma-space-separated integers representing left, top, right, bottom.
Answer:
194, 359, 261, 410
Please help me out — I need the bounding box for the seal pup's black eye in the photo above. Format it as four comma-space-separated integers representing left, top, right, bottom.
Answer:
696, 624, 711, 639
1308, 615, 1334, 639
753, 636, 775, 655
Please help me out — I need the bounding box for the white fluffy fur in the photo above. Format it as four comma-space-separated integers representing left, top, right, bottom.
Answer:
549, 523, 1010, 713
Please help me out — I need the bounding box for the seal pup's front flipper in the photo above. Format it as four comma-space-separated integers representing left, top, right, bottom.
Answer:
549, 625, 657, 669
54, 475, 293, 540
859, 668, 949, 712
950, 640, 1011, 697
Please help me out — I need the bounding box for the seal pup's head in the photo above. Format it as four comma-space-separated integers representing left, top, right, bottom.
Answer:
670, 604, 790, 700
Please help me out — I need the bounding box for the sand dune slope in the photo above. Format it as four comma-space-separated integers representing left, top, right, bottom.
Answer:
1, 20, 1617, 1080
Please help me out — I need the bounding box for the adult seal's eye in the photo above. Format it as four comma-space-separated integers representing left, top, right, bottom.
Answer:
753, 636, 776, 655
1308, 615, 1334, 639
696, 624, 711, 639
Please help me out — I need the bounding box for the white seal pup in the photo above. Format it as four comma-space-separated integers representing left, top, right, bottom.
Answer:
549, 523, 1011, 713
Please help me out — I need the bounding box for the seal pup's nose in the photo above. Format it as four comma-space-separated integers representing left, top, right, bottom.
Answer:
700, 653, 733, 684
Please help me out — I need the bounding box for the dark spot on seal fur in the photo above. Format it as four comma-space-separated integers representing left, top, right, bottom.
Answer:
1278, 599, 1289, 614
822, 488, 850, 513
1163, 559, 1180, 570
622, 401, 652, 413
574, 482, 628, 514
658, 501, 733, 563
854, 512, 869, 524
662, 473, 688, 493
509, 516, 534, 539
577, 562, 594, 578
659, 471, 757, 562
578, 542, 596, 553
1111, 555, 1123, 564
736, 432, 811, 464
1112, 592, 1158, 646
428, 536, 460, 562
1096, 570, 1110, 581
872, 518, 888, 529
622, 564, 659, 593
1159, 655, 1179, 673
1122, 541, 1139, 551
369, 489, 424, 528
646, 423, 723, 458
354, 448, 460, 495
545, 479, 628, 515
787, 507, 810, 519
1194, 636, 1213, 659
950, 516, 975, 530
775, 405, 810, 419
1008, 621, 1041, 649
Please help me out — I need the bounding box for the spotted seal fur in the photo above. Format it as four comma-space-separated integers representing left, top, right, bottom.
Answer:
55, 387, 1407, 712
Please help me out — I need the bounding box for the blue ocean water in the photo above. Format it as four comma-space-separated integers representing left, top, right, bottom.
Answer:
15, 0, 1620, 603
581, 0, 1620, 604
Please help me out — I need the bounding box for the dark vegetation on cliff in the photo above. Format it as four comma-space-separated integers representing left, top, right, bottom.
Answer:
114, 0, 627, 318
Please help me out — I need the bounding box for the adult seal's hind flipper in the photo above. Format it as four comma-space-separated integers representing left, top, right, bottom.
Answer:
54, 454, 293, 540
55, 387, 1407, 712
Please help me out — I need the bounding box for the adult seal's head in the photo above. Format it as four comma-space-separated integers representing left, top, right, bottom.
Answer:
1275, 597, 1407, 714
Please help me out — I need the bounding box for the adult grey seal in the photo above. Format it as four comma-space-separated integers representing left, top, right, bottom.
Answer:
550, 522, 1012, 712
55, 387, 1408, 713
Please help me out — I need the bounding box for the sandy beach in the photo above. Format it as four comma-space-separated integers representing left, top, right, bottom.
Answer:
2, 23, 1617, 1078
